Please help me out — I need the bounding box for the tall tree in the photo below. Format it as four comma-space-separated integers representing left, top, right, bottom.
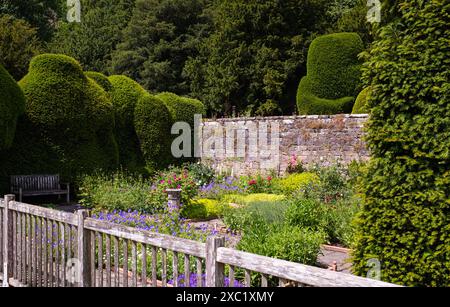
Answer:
0, 0, 61, 41
184, 0, 330, 116
49, 0, 135, 73
0, 15, 42, 80
110, 0, 210, 95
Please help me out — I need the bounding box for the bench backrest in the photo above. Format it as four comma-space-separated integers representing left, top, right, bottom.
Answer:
11, 175, 61, 193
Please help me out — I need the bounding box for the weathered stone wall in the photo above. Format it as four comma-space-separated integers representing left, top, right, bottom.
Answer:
199, 114, 369, 176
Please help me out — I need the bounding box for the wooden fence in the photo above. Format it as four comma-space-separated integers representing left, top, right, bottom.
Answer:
0, 194, 399, 287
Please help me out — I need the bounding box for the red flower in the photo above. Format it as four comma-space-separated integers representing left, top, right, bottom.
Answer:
248, 179, 257, 185
267, 176, 272, 181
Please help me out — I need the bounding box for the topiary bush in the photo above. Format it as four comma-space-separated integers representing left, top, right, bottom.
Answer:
108, 75, 147, 172
352, 1, 450, 287
156, 92, 205, 127
85, 71, 113, 92
297, 32, 364, 115
134, 94, 173, 170
352, 87, 371, 114
0, 63, 25, 150
13, 54, 118, 182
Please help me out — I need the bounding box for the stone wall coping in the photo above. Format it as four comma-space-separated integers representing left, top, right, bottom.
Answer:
202, 114, 369, 122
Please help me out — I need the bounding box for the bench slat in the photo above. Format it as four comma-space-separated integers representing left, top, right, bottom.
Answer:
10, 175, 67, 200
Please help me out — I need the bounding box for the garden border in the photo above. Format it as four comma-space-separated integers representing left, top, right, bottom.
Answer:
1, 194, 399, 287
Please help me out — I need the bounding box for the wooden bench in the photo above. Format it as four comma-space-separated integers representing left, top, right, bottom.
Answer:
10, 175, 70, 203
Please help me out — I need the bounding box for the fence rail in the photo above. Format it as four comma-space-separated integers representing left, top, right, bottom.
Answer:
0, 194, 399, 288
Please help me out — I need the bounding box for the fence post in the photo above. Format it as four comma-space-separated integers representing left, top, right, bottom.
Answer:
2, 194, 14, 287
166, 189, 182, 212
205, 236, 225, 287
76, 210, 91, 287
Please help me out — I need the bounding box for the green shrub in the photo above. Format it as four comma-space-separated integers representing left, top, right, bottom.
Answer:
297, 32, 364, 115
78, 172, 158, 213
134, 94, 173, 169
285, 195, 360, 248
0, 15, 42, 80
185, 162, 216, 187
181, 198, 223, 220
85, 71, 113, 92
272, 172, 318, 195
156, 92, 205, 127
352, 1, 450, 287
14, 54, 118, 181
352, 86, 371, 114
285, 197, 326, 230
221, 193, 286, 206
323, 198, 360, 248
0, 63, 25, 150
237, 221, 325, 266
221, 196, 288, 233
306, 163, 353, 203
108, 75, 147, 172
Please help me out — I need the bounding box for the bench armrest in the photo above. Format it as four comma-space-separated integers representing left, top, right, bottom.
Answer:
61, 182, 70, 189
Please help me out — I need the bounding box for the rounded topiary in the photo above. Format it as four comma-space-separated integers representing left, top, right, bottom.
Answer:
0, 63, 25, 150
352, 87, 371, 114
352, 0, 450, 287
85, 71, 113, 92
156, 92, 205, 127
17, 54, 118, 180
134, 94, 173, 170
108, 75, 147, 171
297, 32, 364, 115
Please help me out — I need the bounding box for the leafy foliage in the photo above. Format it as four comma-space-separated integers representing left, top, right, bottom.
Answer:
110, 0, 209, 95
0, 15, 42, 80
0, 0, 62, 41
85, 71, 113, 92
134, 94, 173, 170
0, 63, 25, 150
352, 86, 371, 114
184, 0, 331, 116
49, 0, 135, 72
108, 75, 147, 172
272, 172, 318, 195
13, 54, 118, 181
352, 0, 450, 287
297, 32, 364, 115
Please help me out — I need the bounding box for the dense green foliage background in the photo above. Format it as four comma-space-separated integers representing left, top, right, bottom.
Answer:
1, 0, 373, 116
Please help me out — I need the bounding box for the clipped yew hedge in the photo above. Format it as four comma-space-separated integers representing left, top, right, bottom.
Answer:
0, 63, 25, 150
352, 87, 371, 114
297, 32, 364, 115
13, 54, 118, 181
352, 1, 450, 287
108, 75, 147, 171
85, 71, 113, 92
134, 94, 173, 170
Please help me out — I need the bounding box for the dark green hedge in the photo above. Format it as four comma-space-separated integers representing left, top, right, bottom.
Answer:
352, 87, 371, 114
85, 71, 113, 92
352, 1, 450, 287
297, 32, 363, 115
156, 92, 205, 127
134, 94, 173, 170
108, 75, 147, 172
0, 63, 25, 150
12, 54, 118, 182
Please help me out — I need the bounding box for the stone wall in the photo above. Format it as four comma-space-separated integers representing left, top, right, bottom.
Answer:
199, 114, 369, 176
